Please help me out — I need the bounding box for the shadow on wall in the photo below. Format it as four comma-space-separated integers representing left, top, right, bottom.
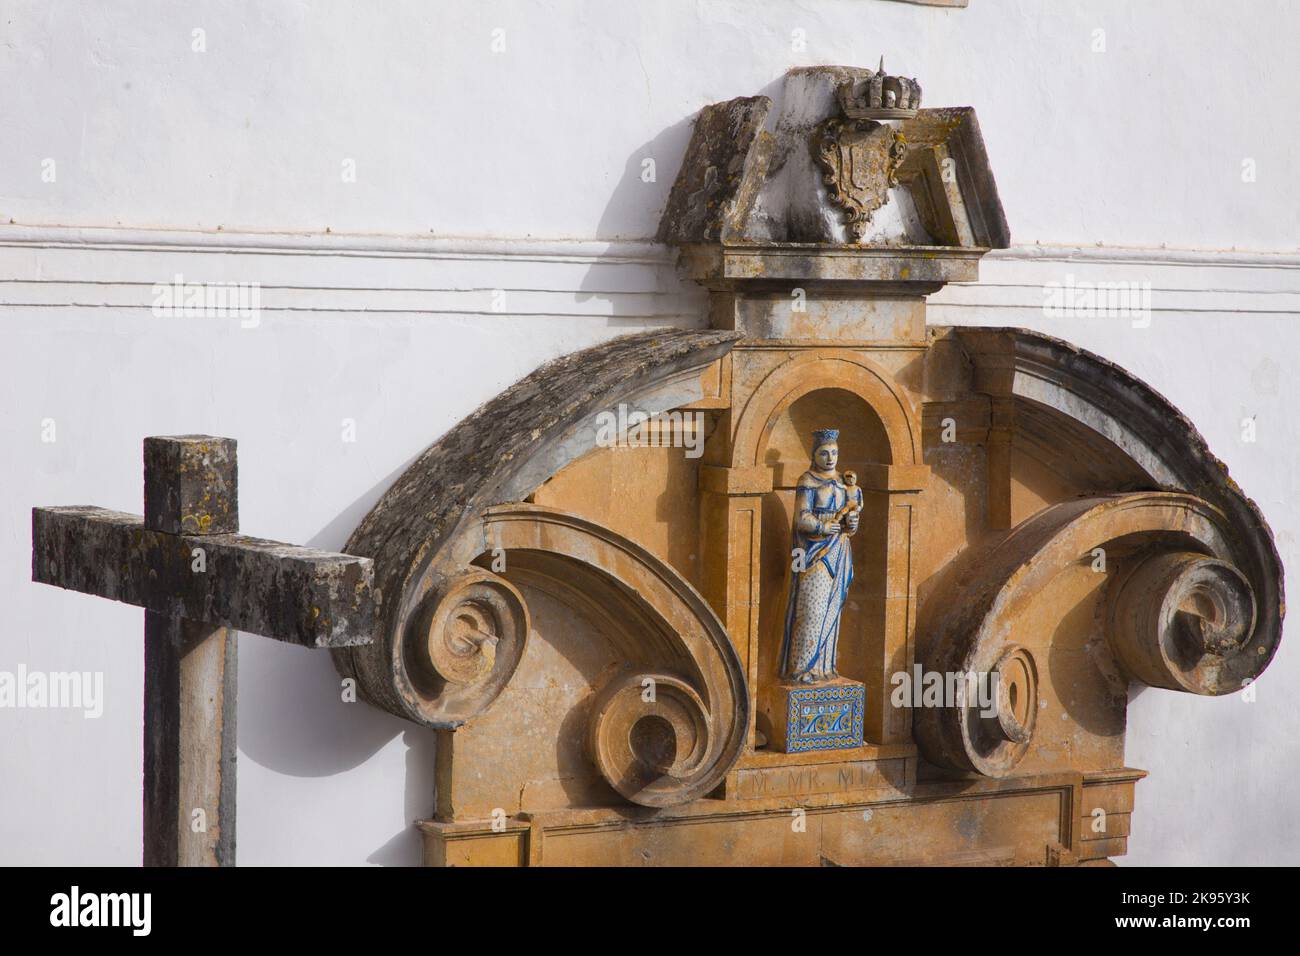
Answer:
236, 450, 436, 866
574, 74, 791, 328
575, 110, 706, 334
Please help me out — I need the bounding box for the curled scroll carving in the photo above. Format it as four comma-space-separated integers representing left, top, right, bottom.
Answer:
402, 568, 529, 724
1108, 551, 1257, 695
936, 641, 1040, 778
916, 492, 1277, 777
587, 672, 714, 807
483, 505, 749, 808
988, 645, 1038, 747
331, 328, 741, 730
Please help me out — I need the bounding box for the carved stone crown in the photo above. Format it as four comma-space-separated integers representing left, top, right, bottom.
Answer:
838, 58, 923, 120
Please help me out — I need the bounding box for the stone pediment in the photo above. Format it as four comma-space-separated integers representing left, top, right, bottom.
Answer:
659, 66, 1010, 251
329, 66, 1282, 867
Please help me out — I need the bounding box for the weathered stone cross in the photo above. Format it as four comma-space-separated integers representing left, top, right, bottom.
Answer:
32, 436, 374, 867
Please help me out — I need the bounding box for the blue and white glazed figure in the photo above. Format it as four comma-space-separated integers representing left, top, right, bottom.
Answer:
780, 429, 863, 684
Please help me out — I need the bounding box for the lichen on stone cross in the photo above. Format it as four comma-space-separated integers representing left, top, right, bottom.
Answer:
31, 435, 375, 866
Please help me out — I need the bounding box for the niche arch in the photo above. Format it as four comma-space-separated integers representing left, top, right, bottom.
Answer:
730, 351, 922, 470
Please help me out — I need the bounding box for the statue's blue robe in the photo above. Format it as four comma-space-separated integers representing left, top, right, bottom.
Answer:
780, 474, 858, 681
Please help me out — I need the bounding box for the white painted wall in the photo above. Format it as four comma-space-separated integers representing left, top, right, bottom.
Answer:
1, 0, 1296, 865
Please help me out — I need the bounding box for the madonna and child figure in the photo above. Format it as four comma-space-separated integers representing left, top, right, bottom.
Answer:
780, 428, 863, 683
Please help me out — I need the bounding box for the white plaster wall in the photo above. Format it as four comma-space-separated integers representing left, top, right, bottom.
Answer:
4, 0, 1298, 249
1, 0, 1296, 865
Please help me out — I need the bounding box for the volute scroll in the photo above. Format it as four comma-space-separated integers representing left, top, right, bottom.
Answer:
400, 568, 530, 726
483, 504, 751, 808
1107, 551, 1258, 695
587, 671, 715, 808
916, 492, 1277, 778
331, 327, 743, 730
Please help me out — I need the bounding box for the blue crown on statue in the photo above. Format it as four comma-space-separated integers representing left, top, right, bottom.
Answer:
812, 428, 840, 448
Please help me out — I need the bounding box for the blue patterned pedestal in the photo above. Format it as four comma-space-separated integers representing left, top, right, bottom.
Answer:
767, 679, 865, 753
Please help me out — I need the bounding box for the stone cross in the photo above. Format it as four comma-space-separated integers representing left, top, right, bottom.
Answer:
31, 436, 374, 867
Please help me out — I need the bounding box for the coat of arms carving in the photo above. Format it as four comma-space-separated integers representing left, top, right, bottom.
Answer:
813, 118, 907, 240
813, 60, 920, 241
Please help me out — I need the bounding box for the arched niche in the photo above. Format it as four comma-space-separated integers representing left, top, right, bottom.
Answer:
753, 387, 895, 744
763, 386, 893, 482
730, 352, 921, 471
731, 363, 922, 749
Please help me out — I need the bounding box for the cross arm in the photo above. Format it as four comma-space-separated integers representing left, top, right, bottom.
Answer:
32, 505, 374, 648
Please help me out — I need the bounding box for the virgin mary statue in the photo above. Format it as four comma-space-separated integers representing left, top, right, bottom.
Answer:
779, 428, 862, 683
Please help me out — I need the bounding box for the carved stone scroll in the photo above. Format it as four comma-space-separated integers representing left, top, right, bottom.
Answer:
1108, 551, 1257, 694
915, 493, 1275, 777
333, 329, 741, 730
587, 672, 712, 806
482, 505, 749, 807
402, 569, 529, 725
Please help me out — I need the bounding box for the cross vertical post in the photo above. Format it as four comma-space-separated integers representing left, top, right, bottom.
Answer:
141, 436, 240, 866
144, 611, 237, 865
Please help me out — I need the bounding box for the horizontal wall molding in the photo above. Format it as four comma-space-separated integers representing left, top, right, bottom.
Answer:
988, 244, 1300, 270
936, 246, 1300, 317
1, 224, 1296, 321
0, 224, 672, 263
2, 223, 1294, 267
